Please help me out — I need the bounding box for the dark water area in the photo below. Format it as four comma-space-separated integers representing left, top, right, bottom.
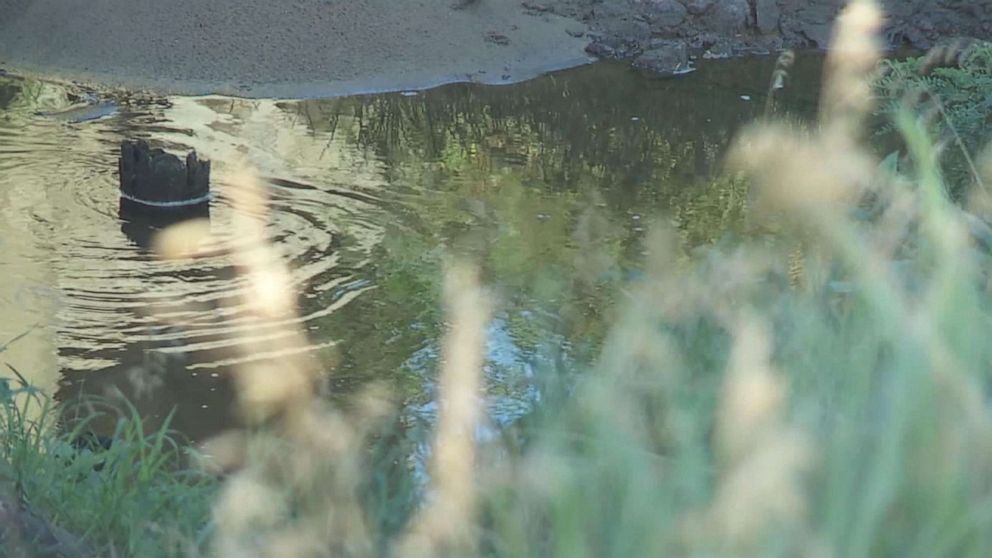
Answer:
0, 56, 822, 442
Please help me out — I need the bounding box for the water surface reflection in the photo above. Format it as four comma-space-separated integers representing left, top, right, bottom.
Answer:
0, 58, 821, 440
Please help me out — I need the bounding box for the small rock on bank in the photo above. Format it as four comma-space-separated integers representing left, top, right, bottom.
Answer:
632, 41, 693, 76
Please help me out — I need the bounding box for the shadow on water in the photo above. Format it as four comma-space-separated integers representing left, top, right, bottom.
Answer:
0, 81, 19, 109
0, 55, 822, 442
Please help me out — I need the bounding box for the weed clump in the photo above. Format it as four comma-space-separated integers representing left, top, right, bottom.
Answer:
0, 366, 215, 557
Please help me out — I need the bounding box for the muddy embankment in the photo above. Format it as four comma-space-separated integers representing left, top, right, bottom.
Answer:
0, 0, 988, 97
547, 0, 992, 75
0, 0, 592, 98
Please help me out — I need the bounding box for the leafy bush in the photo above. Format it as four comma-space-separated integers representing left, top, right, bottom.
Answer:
876, 41, 992, 191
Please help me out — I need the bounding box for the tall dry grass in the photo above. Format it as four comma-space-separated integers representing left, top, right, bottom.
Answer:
182, 1, 992, 555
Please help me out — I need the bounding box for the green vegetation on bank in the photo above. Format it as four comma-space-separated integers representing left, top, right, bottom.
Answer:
5, 3, 992, 557
1, 368, 215, 557
876, 40, 992, 192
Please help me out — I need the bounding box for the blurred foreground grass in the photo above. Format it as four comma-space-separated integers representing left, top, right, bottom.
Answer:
6, 1, 992, 555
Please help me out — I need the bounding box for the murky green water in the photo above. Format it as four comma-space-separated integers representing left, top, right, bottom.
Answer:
0, 57, 821, 441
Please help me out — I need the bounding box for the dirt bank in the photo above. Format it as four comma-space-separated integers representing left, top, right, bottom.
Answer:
0, 1, 987, 98
0, 0, 590, 98
545, 0, 992, 75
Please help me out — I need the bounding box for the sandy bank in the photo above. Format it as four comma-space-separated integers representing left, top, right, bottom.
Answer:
0, 0, 591, 98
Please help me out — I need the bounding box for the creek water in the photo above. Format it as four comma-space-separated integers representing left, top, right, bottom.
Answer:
0, 57, 820, 442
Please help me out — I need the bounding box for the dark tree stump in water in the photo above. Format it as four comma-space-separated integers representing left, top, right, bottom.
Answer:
118, 140, 211, 248
118, 139, 210, 210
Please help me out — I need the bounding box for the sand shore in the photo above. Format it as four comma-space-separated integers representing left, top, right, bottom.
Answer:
0, 0, 591, 98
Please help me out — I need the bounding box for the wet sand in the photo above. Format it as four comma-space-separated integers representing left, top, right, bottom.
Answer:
0, 0, 591, 98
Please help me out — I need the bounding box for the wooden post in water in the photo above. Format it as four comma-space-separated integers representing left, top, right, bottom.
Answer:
119, 139, 210, 209
118, 140, 211, 247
